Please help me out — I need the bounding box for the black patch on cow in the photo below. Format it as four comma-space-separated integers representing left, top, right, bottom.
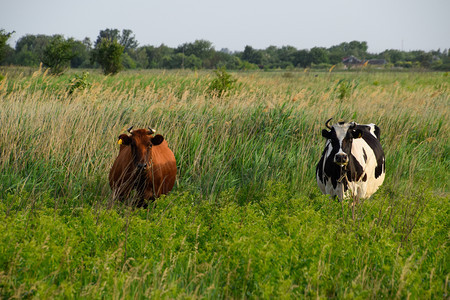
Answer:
362, 148, 367, 163
347, 153, 364, 182
362, 173, 367, 182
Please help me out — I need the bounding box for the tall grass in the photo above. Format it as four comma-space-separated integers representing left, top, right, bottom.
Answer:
1, 69, 447, 200
0, 68, 448, 298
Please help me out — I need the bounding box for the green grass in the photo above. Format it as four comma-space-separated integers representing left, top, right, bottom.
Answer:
0, 67, 448, 298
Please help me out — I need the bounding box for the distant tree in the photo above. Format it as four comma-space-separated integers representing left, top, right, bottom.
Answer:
143, 44, 174, 68
14, 34, 52, 66
380, 49, 405, 64
412, 51, 433, 68
278, 46, 297, 67
94, 29, 120, 47
42, 35, 75, 75
121, 52, 136, 69
92, 38, 124, 75
129, 47, 149, 68
175, 40, 215, 68
213, 51, 241, 70
263, 45, 280, 68
327, 41, 368, 64
242, 45, 263, 66
184, 54, 202, 69
309, 47, 329, 65
120, 29, 138, 52
348, 40, 368, 57
0, 29, 14, 63
95, 29, 138, 53
70, 38, 92, 68
328, 44, 345, 65
0, 45, 14, 65
176, 40, 214, 59
293, 49, 310, 68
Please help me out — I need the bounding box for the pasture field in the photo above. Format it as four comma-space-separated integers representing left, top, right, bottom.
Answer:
0, 67, 448, 298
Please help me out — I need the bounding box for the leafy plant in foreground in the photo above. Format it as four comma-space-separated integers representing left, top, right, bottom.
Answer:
67, 72, 91, 94
208, 67, 236, 96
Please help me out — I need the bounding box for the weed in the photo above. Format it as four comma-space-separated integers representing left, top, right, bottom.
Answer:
67, 71, 91, 94
208, 67, 236, 96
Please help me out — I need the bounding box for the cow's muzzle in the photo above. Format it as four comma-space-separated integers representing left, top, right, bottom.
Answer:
334, 153, 349, 167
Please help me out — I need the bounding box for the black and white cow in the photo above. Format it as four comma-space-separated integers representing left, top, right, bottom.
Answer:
316, 118, 385, 201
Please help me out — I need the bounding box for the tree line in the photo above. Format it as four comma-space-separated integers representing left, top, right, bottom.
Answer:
1, 28, 449, 75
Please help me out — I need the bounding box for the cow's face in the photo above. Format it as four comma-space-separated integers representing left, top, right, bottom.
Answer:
322, 120, 363, 167
118, 128, 164, 170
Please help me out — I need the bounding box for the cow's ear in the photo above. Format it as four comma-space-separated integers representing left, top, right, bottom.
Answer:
352, 129, 363, 139
322, 129, 331, 139
151, 134, 164, 146
118, 134, 131, 145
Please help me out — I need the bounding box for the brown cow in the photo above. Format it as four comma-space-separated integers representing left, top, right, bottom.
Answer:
109, 126, 177, 207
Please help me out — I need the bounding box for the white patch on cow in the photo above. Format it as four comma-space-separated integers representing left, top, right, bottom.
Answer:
350, 138, 385, 198
324, 140, 332, 158
332, 122, 353, 154
366, 123, 377, 138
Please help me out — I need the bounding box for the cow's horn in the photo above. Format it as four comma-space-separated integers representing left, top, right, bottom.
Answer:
148, 127, 156, 134
325, 118, 333, 129
127, 126, 134, 133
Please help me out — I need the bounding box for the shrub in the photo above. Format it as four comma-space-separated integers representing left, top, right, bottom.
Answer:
335, 79, 359, 100
42, 35, 75, 75
92, 38, 124, 75
208, 67, 236, 96
67, 72, 91, 94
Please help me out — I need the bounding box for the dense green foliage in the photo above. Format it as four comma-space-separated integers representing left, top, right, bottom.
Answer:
2, 28, 449, 72
42, 35, 75, 75
0, 29, 14, 62
208, 67, 237, 96
92, 38, 125, 75
0, 68, 448, 298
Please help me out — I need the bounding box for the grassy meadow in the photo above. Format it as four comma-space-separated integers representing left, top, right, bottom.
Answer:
0, 67, 448, 298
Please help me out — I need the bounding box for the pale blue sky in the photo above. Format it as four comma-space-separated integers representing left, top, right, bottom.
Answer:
1, 0, 449, 53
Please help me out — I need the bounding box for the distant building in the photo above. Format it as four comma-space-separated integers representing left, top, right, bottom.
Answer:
342, 56, 386, 68
367, 59, 387, 65
342, 56, 363, 67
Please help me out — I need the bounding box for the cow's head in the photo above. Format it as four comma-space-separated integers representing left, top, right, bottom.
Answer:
117, 126, 164, 170
321, 118, 363, 167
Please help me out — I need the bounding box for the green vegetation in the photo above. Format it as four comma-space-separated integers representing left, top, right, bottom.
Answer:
0, 29, 14, 62
42, 35, 75, 75
0, 68, 448, 298
67, 71, 91, 94
91, 38, 125, 75
2, 28, 449, 72
208, 67, 237, 96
